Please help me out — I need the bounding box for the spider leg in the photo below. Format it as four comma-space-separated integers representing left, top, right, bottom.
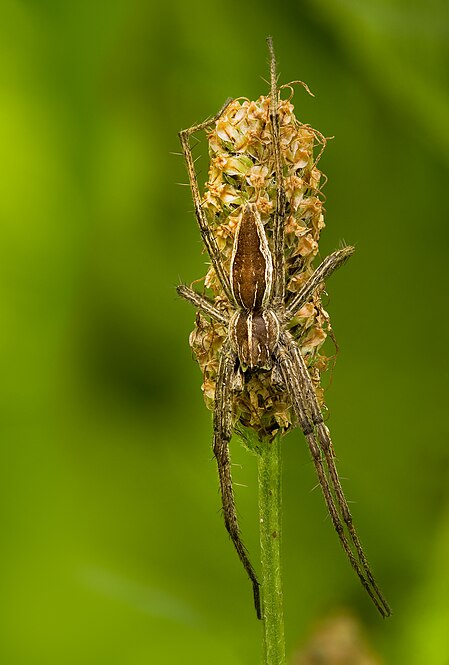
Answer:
177, 285, 229, 326
267, 37, 286, 307
213, 342, 261, 619
179, 99, 235, 305
275, 335, 391, 617
287, 335, 391, 616
284, 246, 355, 322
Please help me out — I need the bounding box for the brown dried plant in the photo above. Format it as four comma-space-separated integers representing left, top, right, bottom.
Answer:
190, 92, 331, 438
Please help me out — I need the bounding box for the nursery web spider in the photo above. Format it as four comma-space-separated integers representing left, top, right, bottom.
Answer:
177, 38, 390, 619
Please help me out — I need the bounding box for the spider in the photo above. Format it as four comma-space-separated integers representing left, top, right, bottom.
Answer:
177, 38, 390, 620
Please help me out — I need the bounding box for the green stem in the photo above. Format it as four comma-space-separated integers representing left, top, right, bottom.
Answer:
257, 433, 286, 665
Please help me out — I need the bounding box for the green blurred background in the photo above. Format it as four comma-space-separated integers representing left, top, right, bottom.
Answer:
1, 0, 448, 663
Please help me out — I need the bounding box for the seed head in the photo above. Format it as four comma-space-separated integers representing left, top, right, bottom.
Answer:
189, 90, 333, 439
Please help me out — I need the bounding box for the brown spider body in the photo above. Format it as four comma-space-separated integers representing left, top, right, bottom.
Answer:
177, 39, 390, 621
229, 204, 279, 370
230, 203, 273, 311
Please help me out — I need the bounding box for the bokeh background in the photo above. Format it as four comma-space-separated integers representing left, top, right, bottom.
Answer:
1, 0, 449, 663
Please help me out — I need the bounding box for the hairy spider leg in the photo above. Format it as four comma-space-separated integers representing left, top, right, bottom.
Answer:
213, 342, 262, 618
178, 98, 235, 305
284, 246, 355, 322
276, 332, 391, 617
267, 36, 286, 307
287, 334, 391, 616
177, 284, 262, 617
177, 285, 228, 326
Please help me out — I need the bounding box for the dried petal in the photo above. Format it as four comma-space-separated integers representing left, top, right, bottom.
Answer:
246, 164, 269, 188
296, 234, 319, 257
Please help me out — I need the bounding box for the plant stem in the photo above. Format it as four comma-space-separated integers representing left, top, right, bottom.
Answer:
257, 433, 286, 665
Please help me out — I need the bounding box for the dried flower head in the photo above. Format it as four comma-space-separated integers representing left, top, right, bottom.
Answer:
178, 41, 390, 623
188, 91, 333, 439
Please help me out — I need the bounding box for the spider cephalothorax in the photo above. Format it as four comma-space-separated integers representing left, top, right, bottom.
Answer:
177, 39, 390, 620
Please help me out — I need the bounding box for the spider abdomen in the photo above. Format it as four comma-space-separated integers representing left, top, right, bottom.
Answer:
230, 309, 279, 370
